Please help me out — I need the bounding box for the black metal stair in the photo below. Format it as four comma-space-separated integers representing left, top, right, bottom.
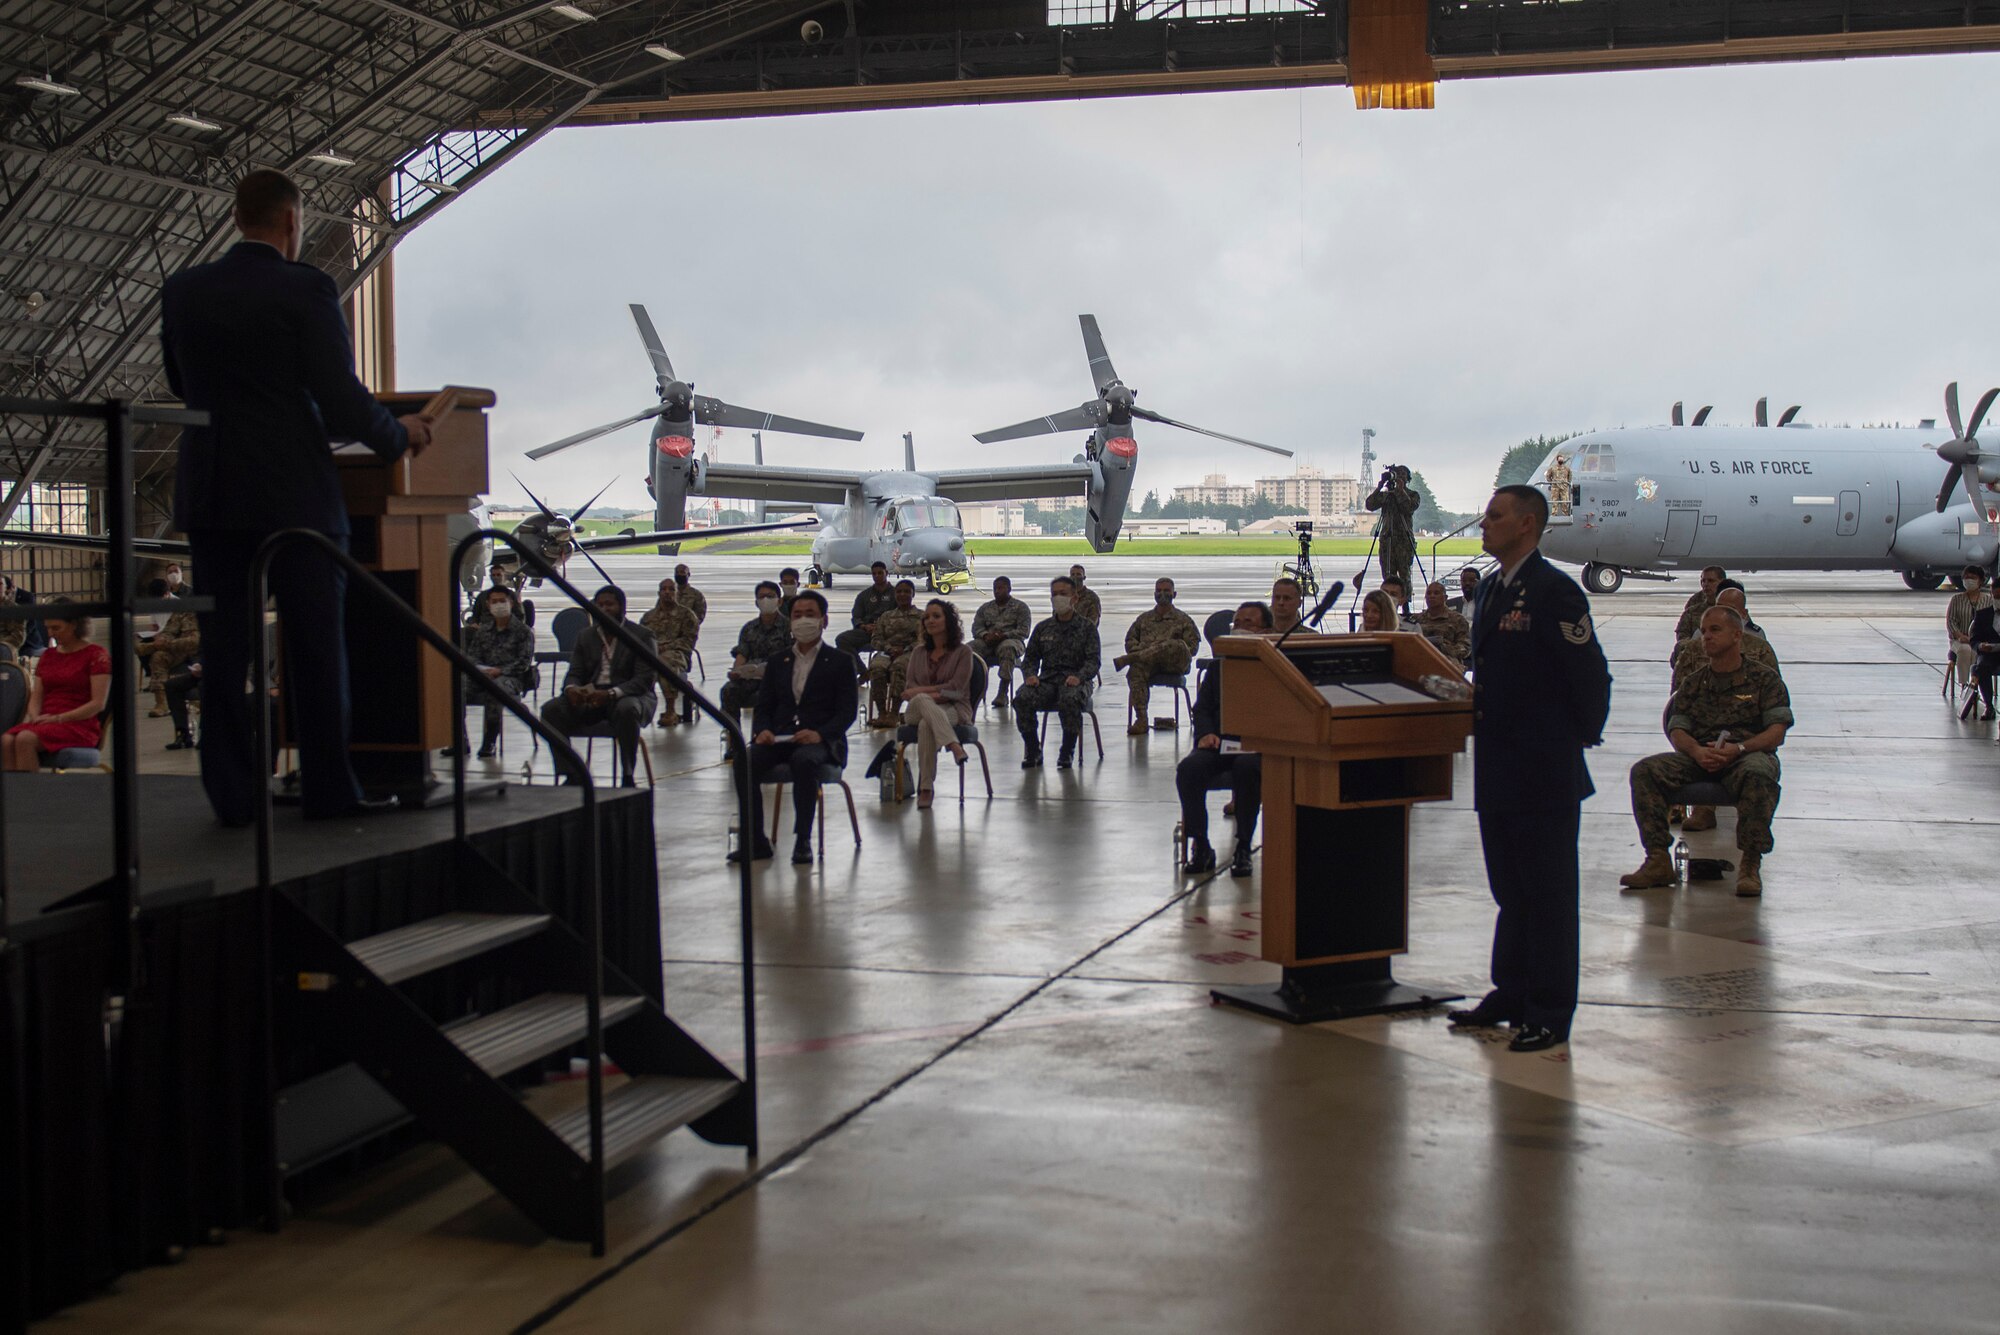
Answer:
273, 844, 751, 1246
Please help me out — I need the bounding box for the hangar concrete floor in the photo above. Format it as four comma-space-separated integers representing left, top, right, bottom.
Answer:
65, 557, 2000, 1334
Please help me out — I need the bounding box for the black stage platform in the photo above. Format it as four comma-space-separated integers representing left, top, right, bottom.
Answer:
2, 774, 662, 1325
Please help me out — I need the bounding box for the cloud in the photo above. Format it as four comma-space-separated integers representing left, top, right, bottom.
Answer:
395, 53, 2000, 515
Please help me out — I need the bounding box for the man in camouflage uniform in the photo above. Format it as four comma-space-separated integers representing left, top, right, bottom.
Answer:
1016, 575, 1100, 769
641, 577, 701, 725
1067, 564, 1102, 626
1114, 576, 1199, 734
1672, 566, 1726, 651
1545, 453, 1574, 517
1673, 585, 1775, 830
673, 563, 708, 627
836, 561, 897, 668
136, 579, 202, 716
1621, 605, 1792, 897
970, 575, 1031, 708
1364, 465, 1420, 595
1412, 581, 1471, 671
723, 580, 790, 715
865, 579, 923, 727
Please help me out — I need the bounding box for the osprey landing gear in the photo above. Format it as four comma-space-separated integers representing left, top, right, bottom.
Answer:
807, 564, 831, 589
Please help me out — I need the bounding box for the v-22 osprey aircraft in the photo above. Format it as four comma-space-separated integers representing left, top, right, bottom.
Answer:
1528, 385, 2000, 593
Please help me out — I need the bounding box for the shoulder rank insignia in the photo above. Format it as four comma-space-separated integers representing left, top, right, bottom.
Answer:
1559, 615, 1594, 645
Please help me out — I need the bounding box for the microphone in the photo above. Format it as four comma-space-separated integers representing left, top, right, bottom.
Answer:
1275, 581, 1343, 651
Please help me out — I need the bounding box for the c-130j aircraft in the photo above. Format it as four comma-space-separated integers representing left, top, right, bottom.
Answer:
1524, 385, 2000, 593
526, 309, 1291, 587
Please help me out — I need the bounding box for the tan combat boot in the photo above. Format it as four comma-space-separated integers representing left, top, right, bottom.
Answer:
1735, 852, 1762, 897
1681, 805, 1717, 831
1619, 849, 1678, 888
1668, 805, 1685, 825
149, 682, 169, 718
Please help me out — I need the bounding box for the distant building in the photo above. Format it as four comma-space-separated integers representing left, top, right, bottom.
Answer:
1170, 472, 1256, 508
1256, 466, 1360, 517
957, 502, 1037, 535
1122, 517, 1228, 538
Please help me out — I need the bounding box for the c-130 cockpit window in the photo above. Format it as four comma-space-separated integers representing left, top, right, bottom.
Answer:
1573, 443, 1616, 474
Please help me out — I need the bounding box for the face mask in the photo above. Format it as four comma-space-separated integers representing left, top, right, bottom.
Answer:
167, 571, 182, 587
490, 604, 511, 621
1052, 596, 1073, 615
1155, 591, 1174, 606
781, 585, 798, 597
675, 573, 689, 585
793, 618, 823, 646
757, 595, 780, 615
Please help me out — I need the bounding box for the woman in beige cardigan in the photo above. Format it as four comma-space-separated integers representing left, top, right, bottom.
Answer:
903, 600, 973, 809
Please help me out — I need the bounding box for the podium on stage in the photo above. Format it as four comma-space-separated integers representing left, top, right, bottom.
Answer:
1210, 631, 1473, 1023
332, 386, 493, 798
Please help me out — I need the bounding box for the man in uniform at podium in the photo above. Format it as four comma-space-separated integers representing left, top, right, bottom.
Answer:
162, 168, 431, 824
1452, 484, 1611, 1052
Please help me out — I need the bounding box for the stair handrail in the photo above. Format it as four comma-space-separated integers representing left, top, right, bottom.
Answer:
246, 529, 621, 1253
449, 528, 759, 1161
1428, 510, 1485, 580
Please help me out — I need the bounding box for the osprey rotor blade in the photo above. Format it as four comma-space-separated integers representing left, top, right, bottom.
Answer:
692, 396, 864, 441
512, 472, 562, 522
524, 405, 665, 461
1129, 406, 1293, 458
1079, 315, 1119, 395
629, 304, 677, 391
972, 405, 1099, 445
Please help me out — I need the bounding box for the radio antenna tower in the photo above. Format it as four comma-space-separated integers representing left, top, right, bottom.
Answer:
1359, 427, 1377, 481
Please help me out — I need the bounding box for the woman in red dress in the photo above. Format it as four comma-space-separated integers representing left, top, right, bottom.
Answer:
3, 600, 112, 769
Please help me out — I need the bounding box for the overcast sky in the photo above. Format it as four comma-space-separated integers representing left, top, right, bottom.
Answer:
396, 52, 2000, 517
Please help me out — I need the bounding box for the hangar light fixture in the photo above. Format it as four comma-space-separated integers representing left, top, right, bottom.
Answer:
414, 178, 459, 194
644, 43, 686, 62
16, 73, 80, 97
550, 3, 594, 19
309, 149, 357, 167
165, 110, 224, 131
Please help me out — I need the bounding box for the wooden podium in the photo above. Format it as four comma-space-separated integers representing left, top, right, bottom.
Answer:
1210, 631, 1474, 1023
332, 386, 493, 799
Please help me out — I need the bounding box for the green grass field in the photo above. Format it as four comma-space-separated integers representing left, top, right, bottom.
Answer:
573, 521, 1483, 559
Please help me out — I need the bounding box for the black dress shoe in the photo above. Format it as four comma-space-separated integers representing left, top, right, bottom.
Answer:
1020, 751, 1042, 770
1229, 844, 1253, 878
165, 733, 195, 751
1508, 1025, 1567, 1053
1446, 1004, 1517, 1029
791, 842, 815, 865
727, 839, 775, 864
1185, 841, 1216, 873
475, 745, 497, 759
1056, 744, 1076, 770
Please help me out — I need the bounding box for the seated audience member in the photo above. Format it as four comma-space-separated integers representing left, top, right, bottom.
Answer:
1115, 577, 1200, 734
777, 567, 803, 616
1067, 564, 1102, 625
640, 576, 701, 724
865, 580, 924, 727
1673, 585, 1779, 694
970, 575, 1031, 707
1269, 577, 1304, 634
1360, 589, 1399, 632
1177, 602, 1273, 877
1015, 576, 1101, 770
1412, 580, 1471, 669
135, 576, 200, 717
673, 563, 708, 626
457, 585, 536, 758
1448, 565, 1481, 614
902, 599, 974, 809
540, 585, 656, 787
1673, 566, 1728, 652
2, 600, 111, 770
836, 562, 897, 666
165, 657, 202, 751
723, 580, 790, 714
1711, 579, 1761, 636
1380, 574, 1410, 611
1946, 565, 1991, 698
1969, 598, 2000, 722
731, 591, 858, 865
1620, 605, 1791, 897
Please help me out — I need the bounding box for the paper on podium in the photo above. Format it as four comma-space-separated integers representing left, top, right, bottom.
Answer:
1340, 680, 1436, 706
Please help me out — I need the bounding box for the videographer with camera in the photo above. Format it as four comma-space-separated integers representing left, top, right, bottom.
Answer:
1364, 464, 1421, 607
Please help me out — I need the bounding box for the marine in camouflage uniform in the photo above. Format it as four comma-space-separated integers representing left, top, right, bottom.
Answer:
676, 576, 708, 627
138, 604, 201, 713
837, 568, 898, 665
640, 586, 701, 720
865, 583, 924, 725
1015, 589, 1101, 765
724, 612, 790, 714
970, 579, 1031, 704
1412, 607, 1471, 670
1671, 627, 1777, 693
1671, 567, 1726, 652
1116, 582, 1199, 727
1067, 567, 1102, 626
1364, 468, 1420, 595
1623, 610, 1792, 895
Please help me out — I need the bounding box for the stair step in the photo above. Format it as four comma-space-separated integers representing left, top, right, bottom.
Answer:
547, 1076, 741, 1168
348, 911, 551, 984
449, 992, 648, 1077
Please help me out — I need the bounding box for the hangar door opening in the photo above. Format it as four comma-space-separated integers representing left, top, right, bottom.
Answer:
1661, 506, 1701, 557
